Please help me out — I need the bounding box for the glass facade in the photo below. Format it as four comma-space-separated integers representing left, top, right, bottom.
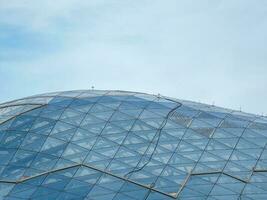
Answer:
0, 90, 267, 200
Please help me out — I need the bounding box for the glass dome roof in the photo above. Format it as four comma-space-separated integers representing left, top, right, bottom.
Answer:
0, 90, 267, 200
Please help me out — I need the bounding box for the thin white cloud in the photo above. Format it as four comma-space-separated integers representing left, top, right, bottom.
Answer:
0, 0, 267, 115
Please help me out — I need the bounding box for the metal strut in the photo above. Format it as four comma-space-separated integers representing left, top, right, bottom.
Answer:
0, 163, 176, 199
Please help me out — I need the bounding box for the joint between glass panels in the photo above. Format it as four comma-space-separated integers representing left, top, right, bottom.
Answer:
0, 103, 45, 109
191, 171, 248, 183
125, 101, 183, 177
175, 169, 250, 198
253, 169, 267, 172
0, 104, 46, 126
175, 171, 192, 198
0, 163, 176, 199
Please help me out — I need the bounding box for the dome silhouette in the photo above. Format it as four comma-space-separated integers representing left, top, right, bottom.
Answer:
0, 90, 267, 200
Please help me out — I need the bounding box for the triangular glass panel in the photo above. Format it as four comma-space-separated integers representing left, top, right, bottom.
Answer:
50, 121, 77, 139
81, 114, 106, 126
90, 104, 114, 113
214, 138, 239, 149
97, 174, 124, 191
31, 153, 58, 171
21, 133, 47, 151
213, 128, 236, 139
206, 139, 232, 151
48, 96, 73, 107
115, 146, 140, 158
85, 150, 110, 163
91, 111, 113, 121
93, 137, 118, 149
139, 110, 161, 119
110, 120, 135, 131
0, 130, 27, 148
101, 122, 125, 135
132, 129, 156, 141
68, 99, 94, 113
62, 143, 88, 162
54, 158, 77, 168
142, 118, 165, 129
110, 111, 135, 121
30, 117, 56, 135
123, 133, 147, 145
39, 105, 64, 120
132, 120, 154, 131
81, 122, 106, 134
10, 149, 36, 167
9, 115, 35, 131
94, 146, 119, 158
64, 179, 92, 196
169, 153, 195, 165
102, 132, 128, 145
41, 137, 67, 156
220, 118, 249, 128
119, 102, 140, 110
119, 109, 143, 118
101, 101, 121, 110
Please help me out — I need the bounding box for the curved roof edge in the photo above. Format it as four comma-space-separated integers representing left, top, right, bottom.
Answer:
0, 89, 265, 119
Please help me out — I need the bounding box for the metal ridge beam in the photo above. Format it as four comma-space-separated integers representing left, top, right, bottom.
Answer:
0, 163, 176, 199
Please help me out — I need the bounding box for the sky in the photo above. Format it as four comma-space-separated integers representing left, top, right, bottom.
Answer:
0, 0, 267, 115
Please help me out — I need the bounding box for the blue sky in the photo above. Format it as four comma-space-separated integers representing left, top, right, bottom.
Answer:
0, 0, 267, 115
